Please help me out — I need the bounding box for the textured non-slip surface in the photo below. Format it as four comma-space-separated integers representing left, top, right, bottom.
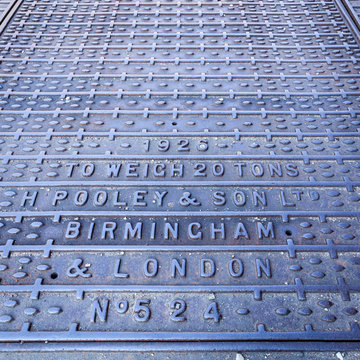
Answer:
0, 0, 359, 353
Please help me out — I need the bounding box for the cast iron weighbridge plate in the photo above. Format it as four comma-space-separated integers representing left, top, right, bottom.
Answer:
0, 0, 360, 352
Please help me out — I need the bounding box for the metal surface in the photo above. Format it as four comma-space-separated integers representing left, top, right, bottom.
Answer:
0, 1, 10, 15
0, 0, 359, 354
344, 0, 360, 29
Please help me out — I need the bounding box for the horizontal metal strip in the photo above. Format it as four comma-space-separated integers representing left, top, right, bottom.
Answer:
2, 91, 359, 96
2, 44, 356, 49
0, 130, 359, 138
0, 110, 358, 116
0, 238, 357, 256
1, 154, 358, 162
3, 32, 352, 37
0, 324, 359, 342
0, 154, 359, 161
12, 21, 346, 25
0, 341, 359, 352
0, 180, 358, 188
1, 57, 357, 63
15, 11, 341, 14
20, 1, 335, 6
1, 74, 359, 80
0, 278, 355, 294
0, 210, 358, 222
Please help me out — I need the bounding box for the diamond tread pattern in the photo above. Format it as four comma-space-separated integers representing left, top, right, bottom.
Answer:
0, 0, 359, 350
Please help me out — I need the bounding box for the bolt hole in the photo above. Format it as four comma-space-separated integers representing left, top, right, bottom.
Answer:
172, 122, 177, 126
50, 272, 58, 280
285, 230, 292, 236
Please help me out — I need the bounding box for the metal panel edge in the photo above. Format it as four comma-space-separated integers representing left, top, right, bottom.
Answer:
335, 0, 360, 41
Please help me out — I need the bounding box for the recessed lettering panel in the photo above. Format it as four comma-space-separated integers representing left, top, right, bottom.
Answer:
0, 291, 359, 340
0, 215, 359, 246
1, 250, 359, 286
